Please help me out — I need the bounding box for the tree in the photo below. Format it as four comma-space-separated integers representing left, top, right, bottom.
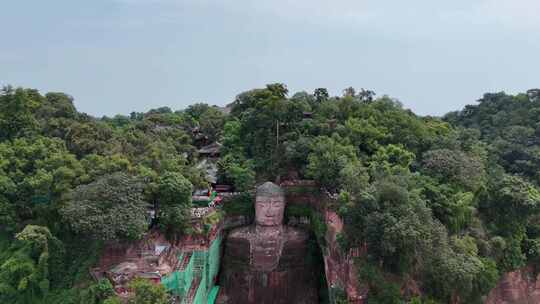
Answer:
217, 154, 255, 191
421, 149, 485, 191
0, 86, 39, 140
185, 103, 211, 121
0, 195, 16, 233
64, 120, 114, 157
128, 278, 169, 304
199, 107, 225, 143
104, 296, 122, 304
0, 225, 64, 304
369, 144, 415, 175
358, 88, 376, 103
80, 154, 132, 184
228, 84, 302, 177
0, 136, 85, 223
156, 172, 193, 236
227, 160, 256, 192
60, 173, 148, 241
338, 161, 369, 197
342, 117, 387, 154
342, 87, 356, 97
313, 88, 329, 103
266, 83, 288, 99
79, 279, 116, 304
306, 135, 358, 192
484, 175, 540, 233
221, 120, 243, 156
39, 92, 77, 120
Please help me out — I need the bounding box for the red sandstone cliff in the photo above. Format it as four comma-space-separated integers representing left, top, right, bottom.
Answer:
324, 210, 368, 303
485, 265, 540, 304
280, 181, 369, 303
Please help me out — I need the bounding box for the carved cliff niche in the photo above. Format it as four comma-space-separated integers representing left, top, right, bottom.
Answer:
216, 182, 329, 304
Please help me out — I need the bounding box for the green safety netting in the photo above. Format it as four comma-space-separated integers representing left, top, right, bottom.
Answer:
207, 286, 219, 304
193, 271, 207, 304
161, 253, 195, 297
207, 235, 221, 288
161, 235, 222, 304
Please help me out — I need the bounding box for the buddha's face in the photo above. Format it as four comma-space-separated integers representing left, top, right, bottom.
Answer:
255, 195, 285, 227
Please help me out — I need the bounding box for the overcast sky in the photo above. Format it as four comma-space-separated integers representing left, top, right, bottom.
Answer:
2, 0, 539, 117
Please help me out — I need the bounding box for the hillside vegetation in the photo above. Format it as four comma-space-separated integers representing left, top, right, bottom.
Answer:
1, 84, 540, 303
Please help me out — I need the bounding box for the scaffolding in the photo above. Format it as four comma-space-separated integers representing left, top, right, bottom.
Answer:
161, 252, 195, 297
193, 271, 207, 304
206, 235, 221, 289
207, 286, 219, 304
160, 235, 222, 304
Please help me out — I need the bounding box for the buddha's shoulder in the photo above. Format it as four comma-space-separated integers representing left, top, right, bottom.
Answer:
224, 227, 251, 257
284, 226, 309, 242
227, 226, 253, 239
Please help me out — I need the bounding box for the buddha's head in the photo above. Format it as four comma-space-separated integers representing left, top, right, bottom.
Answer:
255, 182, 285, 227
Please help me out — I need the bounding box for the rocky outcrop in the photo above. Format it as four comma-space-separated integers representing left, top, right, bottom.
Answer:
485, 265, 540, 304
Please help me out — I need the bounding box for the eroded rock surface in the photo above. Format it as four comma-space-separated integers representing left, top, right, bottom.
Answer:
324, 210, 368, 303
485, 265, 540, 304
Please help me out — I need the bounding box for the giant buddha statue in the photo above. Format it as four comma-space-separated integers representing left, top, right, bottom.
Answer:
219, 182, 318, 304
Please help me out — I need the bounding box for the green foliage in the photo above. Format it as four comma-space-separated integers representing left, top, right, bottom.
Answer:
3, 83, 540, 303
481, 174, 540, 238
198, 107, 226, 143
222, 193, 254, 217
103, 296, 122, 304
0, 225, 64, 304
78, 279, 115, 304
0, 86, 39, 140
446, 91, 540, 183
306, 135, 358, 191
217, 155, 256, 192
369, 144, 415, 176
329, 286, 349, 304
418, 177, 476, 233
128, 278, 169, 304
421, 148, 484, 191
60, 173, 148, 241
342, 117, 387, 153
0, 85, 211, 301
0, 196, 16, 232
226, 83, 309, 177
409, 297, 440, 304
356, 259, 403, 304
0, 136, 84, 224
285, 204, 327, 246
156, 172, 192, 237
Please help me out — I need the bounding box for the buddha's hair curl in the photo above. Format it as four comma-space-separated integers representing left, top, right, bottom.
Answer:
256, 182, 284, 198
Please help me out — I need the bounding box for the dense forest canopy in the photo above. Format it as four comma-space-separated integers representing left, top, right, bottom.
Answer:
1, 84, 540, 303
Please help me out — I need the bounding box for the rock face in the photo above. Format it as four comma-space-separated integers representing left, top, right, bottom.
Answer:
485, 265, 540, 304
218, 182, 318, 304
324, 210, 368, 303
